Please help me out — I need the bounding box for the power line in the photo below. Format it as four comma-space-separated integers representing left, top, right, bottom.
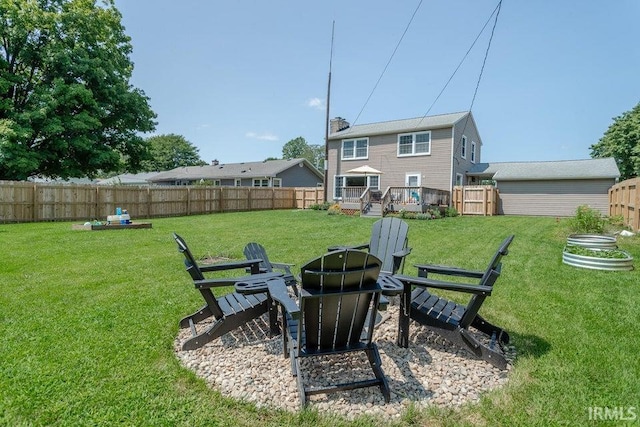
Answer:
454, 0, 502, 161
349, 0, 424, 129
417, 0, 502, 128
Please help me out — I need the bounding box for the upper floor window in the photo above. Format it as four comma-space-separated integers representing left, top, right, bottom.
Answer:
342, 138, 368, 160
397, 131, 431, 156
461, 135, 467, 159
471, 141, 477, 163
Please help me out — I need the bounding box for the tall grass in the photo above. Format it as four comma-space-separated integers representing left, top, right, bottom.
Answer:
1, 211, 638, 426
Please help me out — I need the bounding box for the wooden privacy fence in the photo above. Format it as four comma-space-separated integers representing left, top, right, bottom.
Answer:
452, 185, 499, 216
609, 177, 639, 232
0, 181, 325, 223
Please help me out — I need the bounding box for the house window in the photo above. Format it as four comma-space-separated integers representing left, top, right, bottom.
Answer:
398, 131, 431, 156
213, 180, 221, 186
253, 178, 269, 187
333, 175, 379, 199
455, 173, 464, 186
471, 141, 476, 163
272, 178, 282, 188
334, 176, 345, 199
461, 135, 467, 159
342, 138, 368, 160
234, 178, 241, 187
368, 175, 379, 190
405, 173, 420, 187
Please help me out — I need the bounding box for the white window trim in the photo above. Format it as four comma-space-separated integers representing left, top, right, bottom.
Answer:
471, 141, 477, 163
252, 178, 269, 187
405, 173, 421, 187
234, 178, 241, 187
341, 138, 369, 160
461, 135, 467, 159
397, 131, 431, 157
455, 173, 464, 186
333, 175, 344, 200
272, 178, 282, 188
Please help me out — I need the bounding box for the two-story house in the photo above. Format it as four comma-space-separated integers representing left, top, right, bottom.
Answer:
327, 111, 481, 214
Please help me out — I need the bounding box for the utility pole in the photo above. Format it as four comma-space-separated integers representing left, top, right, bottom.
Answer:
323, 21, 335, 202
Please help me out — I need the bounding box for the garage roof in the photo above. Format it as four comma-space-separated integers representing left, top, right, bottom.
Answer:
468, 158, 620, 181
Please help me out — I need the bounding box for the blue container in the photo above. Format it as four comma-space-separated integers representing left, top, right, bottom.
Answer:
116, 207, 122, 215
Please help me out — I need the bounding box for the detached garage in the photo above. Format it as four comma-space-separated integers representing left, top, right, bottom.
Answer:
467, 158, 620, 217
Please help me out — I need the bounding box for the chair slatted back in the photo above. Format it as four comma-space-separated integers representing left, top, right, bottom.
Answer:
243, 242, 273, 273
369, 217, 409, 274
461, 235, 514, 327
173, 233, 205, 281
173, 233, 223, 318
299, 250, 382, 352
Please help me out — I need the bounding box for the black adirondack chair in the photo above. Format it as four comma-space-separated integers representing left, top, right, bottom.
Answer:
271, 249, 391, 407
243, 242, 297, 287
173, 233, 283, 350
393, 235, 515, 370
330, 217, 411, 275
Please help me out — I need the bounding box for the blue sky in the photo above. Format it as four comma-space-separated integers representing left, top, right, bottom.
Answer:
113, 0, 640, 165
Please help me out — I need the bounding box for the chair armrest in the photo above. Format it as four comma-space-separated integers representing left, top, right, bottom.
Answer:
327, 243, 369, 252
267, 279, 300, 320
198, 271, 284, 290
414, 263, 484, 279
200, 258, 262, 273
393, 247, 412, 258
193, 278, 243, 289
393, 274, 493, 296
271, 262, 295, 272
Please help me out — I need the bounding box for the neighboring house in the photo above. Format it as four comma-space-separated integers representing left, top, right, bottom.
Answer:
148, 158, 323, 188
327, 111, 481, 200
467, 158, 620, 216
96, 172, 161, 186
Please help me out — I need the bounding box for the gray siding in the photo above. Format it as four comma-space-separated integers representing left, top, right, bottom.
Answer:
497, 179, 614, 216
278, 165, 323, 187
328, 127, 454, 195
452, 116, 482, 188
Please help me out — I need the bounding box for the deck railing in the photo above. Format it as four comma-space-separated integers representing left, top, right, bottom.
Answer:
341, 186, 367, 203
340, 186, 450, 215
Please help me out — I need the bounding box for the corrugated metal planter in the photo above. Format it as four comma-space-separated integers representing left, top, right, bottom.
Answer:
566, 234, 617, 249
562, 246, 634, 271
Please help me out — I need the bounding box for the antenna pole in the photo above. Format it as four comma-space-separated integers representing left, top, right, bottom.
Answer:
323, 21, 335, 202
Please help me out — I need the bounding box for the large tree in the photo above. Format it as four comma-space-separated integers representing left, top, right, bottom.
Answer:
590, 102, 640, 180
0, 0, 156, 180
282, 136, 323, 170
141, 133, 206, 171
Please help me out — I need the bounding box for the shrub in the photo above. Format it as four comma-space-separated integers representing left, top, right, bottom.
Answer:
415, 213, 431, 220
327, 203, 342, 215
398, 209, 416, 220
309, 202, 332, 211
445, 207, 459, 217
570, 205, 605, 234
427, 208, 442, 219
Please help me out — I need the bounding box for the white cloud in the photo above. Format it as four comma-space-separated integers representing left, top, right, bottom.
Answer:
306, 97, 325, 110
246, 131, 278, 141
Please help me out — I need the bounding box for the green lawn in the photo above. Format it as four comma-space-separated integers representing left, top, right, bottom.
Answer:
1, 211, 638, 426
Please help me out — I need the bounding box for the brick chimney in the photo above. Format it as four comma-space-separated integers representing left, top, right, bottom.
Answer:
330, 117, 350, 134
